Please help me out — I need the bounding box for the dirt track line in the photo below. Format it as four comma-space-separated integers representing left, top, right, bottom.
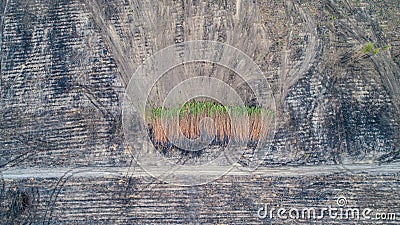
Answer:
2, 162, 400, 179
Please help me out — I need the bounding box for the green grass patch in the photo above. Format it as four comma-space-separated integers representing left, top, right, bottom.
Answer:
146, 100, 274, 119
362, 42, 375, 54
361, 42, 391, 55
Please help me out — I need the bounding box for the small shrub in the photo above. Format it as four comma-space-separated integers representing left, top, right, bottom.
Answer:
362, 42, 375, 54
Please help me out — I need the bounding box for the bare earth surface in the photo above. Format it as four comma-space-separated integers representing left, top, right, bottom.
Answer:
1, 0, 400, 224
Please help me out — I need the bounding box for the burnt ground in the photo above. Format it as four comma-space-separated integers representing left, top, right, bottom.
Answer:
1, 0, 400, 224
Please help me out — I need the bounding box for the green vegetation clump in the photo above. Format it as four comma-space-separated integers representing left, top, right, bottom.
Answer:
382, 45, 391, 51
146, 100, 274, 119
361, 42, 391, 55
362, 42, 375, 54
146, 100, 275, 147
